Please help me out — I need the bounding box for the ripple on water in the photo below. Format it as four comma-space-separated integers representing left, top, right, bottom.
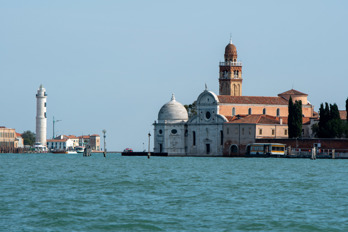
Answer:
1, 154, 348, 231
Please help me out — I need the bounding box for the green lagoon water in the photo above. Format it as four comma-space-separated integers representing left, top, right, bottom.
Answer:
1, 153, 348, 231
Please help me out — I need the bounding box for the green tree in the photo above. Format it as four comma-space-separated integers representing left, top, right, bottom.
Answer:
184, 101, 197, 118
294, 100, 303, 137
288, 97, 302, 138
346, 97, 348, 123
21, 131, 36, 146
318, 102, 344, 138
288, 97, 294, 137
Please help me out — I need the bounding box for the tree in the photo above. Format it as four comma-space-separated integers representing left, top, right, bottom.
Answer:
288, 96, 294, 137
184, 101, 197, 118
346, 97, 348, 123
21, 131, 36, 146
294, 100, 303, 138
288, 97, 302, 138
318, 102, 344, 138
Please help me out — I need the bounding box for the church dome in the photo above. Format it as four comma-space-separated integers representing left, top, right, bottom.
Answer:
158, 94, 188, 122
224, 41, 237, 61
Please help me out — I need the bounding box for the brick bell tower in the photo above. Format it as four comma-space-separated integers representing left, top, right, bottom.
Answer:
219, 39, 243, 96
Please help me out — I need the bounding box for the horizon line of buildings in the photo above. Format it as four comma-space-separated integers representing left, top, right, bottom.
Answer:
153, 40, 348, 156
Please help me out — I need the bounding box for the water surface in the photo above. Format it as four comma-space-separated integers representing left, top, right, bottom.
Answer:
1, 154, 347, 231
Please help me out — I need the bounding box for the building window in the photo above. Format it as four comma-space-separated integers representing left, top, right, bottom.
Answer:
263, 108, 266, 115
44, 102, 47, 107
272, 129, 275, 135
285, 129, 288, 135
232, 107, 236, 116
44, 112, 47, 118
248, 108, 252, 115
277, 108, 280, 117
171, 129, 177, 134
220, 130, 223, 145
159, 129, 162, 135
193, 131, 196, 146
259, 129, 262, 135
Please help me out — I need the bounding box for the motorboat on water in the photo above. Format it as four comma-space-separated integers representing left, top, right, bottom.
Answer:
76, 146, 85, 153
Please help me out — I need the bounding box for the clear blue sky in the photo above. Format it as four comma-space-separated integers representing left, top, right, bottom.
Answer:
1, 0, 347, 151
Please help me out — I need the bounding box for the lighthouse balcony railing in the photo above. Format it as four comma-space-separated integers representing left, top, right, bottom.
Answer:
219, 61, 242, 66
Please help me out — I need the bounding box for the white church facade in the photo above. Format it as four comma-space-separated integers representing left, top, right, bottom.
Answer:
154, 90, 228, 156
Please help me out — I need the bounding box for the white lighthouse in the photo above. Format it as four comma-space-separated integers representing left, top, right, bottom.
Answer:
36, 84, 47, 146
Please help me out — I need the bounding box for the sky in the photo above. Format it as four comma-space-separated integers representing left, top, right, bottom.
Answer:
1, 0, 347, 151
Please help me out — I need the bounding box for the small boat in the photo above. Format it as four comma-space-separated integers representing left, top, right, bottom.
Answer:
51, 150, 66, 154
66, 151, 77, 154
76, 146, 85, 153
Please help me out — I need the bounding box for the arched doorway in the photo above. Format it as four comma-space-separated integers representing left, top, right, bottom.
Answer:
229, 144, 239, 156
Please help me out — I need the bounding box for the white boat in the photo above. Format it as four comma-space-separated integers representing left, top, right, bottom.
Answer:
76, 146, 85, 153
66, 151, 77, 154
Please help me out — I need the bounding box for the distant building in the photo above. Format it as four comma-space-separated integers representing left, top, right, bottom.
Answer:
47, 134, 100, 151
15, 133, 24, 148
47, 138, 74, 151
0, 127, 16, 148
153, 40, 319, 156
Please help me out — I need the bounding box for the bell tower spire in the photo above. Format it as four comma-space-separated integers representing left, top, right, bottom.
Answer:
219, 40, 243, 96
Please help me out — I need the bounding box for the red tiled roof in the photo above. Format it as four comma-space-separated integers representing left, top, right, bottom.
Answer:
16, 133, 22, 137
79, 135, 90, 139
66, 135, 78, 139
226, 115, 312, 125
90, 134, 100, 137
227, 115, 281, 124
47, 139, 68, 142
278, 89, 308, 96
339, 110, 347, 120
218, 96, 288, 105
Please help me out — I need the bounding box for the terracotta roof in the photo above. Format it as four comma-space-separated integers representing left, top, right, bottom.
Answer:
227, 115, 281, 124
226, 115, 312, 125
218, 96, 288, 105
225, 43, 237, 57
278, 89, 308, 96
90, 134, 100, 137
339, 110, 347, 120
66, 135, 78, 139
47, 139, 68, 142
16, 133, 22, 137
79, 135, 90, 139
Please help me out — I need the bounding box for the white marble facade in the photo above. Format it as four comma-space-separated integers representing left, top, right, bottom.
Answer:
154, 90, 227, 156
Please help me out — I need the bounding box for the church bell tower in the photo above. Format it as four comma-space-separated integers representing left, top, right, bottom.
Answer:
219, 39, 243, 96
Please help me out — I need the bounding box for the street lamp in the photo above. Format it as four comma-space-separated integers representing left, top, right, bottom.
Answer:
102, 129, 106, 157
53, 116, 62, 139
148, 132, 151, 159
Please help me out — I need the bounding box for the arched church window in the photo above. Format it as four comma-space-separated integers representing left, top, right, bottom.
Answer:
232, 107, 236, 116
248, 108, 252, 115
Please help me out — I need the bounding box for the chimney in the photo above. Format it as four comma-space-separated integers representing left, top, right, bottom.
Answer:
280, 118, 283, 125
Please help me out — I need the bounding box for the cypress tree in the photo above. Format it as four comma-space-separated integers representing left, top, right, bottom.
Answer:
288, 97, 302, 138
294, 100, 302, 138
346, 98, 348, 123
288, 96, 294, 138
318, 102, 344, 138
